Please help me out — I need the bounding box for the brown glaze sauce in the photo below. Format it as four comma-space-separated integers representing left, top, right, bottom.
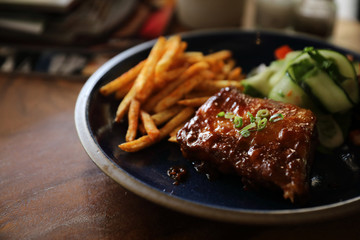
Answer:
167, 166, 188, 185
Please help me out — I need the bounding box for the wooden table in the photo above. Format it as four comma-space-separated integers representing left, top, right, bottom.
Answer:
1, 19, 360, 239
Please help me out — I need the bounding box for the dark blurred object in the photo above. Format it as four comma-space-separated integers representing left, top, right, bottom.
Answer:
0, 45, 97, 80
0, 0, 79, 13
0, 0, 138, 46
0, 0, 176, 79
176, 0, 245, 29
293, 0, 337, 38
255, 0, 294, 29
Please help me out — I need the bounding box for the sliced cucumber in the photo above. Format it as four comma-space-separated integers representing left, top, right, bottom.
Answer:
316, 114, 344, 148
269, 73, 345, 148
242, 51, 303, 97
301, 68, 353, 113
268, 74, 310, 108
268, 50, 302, 87
242, 47, 359, 149
310, 49, 359, 105
287, 54, 355, 114
241, 66, 275, 97
353, 61, 359, 76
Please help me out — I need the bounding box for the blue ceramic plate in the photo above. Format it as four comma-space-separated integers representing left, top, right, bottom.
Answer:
75, 30, 360, 224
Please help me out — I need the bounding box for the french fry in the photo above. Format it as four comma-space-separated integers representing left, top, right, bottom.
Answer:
182, 51, 204, 63
140, 110, 160, 141
118, 135, 154, 152
177, 96, 210, 107
115, 86, 137, 122
166, 41, 188, 69
210, 60, 225, 74
100, 60, 145, 96
194, 80, 242, 92
215, 73, 226, 80
169, 120, 188, 137
142, 77, 184, 112
125, 99, 141, 142
168, 135, 177, 143
151, 105, 184, 126
154, 66, 187, 89
158, 107, 195, 139
177, 41, 187, 56
155, 35, 181, 80
199, 69, 216, 80
119, 107, 195, 152
227, 66, 242, 80
134, 36, 166, 102
137, 105, 184, 134
138, 122, 147, 135
154, 74, 203, 113
114, 82, 133, 99
203, 50, 232, 64
142, 61, 209, 112
184, 90, 217, 99
179, 61, 209, 80
222, 59, 236, 74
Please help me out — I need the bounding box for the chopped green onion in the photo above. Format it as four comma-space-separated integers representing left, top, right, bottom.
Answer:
269, 113, 284, 122
256, 109, 270, 118
241, 122, 256, 131
247, 112, 256, 123
217, 111, 225, 117
241, 130, 251, 137
304, 46, 314, 53
233, 116, 243, 128
240, 122, 256, 137
225, 112, 235, 119
218, 109, 283, 138
257, 118, 267, 130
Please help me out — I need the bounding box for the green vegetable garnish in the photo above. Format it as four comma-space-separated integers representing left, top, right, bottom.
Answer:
269, 113, 284, 122
247, 112, 256, 123
240, 131, 251, 138
225, 112, 235, 119
217, 111, 225, 117
257, 118, 268, 130
240, 122, 256, 137
218, 109, 284, 137
233, 116, 243, 128
256, 109, 270, 118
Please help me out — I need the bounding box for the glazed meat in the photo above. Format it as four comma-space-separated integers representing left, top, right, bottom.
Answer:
177, 87, 317, 202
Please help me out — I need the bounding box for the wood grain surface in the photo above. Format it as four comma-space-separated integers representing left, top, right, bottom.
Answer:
1, 19, 360, 239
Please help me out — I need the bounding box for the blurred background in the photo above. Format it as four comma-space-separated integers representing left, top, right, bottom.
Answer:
0, 0, 358, 80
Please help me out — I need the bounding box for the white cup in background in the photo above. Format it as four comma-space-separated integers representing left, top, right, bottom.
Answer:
176, 0, 245, 29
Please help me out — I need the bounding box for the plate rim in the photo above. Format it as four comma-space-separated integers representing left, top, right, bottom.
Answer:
75, 29, 360, 224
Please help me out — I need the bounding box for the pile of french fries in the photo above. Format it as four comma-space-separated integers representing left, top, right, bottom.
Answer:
99, 35, 244, 152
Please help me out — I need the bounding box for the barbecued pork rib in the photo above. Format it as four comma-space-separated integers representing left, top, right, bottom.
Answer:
177, 87, 317, 202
